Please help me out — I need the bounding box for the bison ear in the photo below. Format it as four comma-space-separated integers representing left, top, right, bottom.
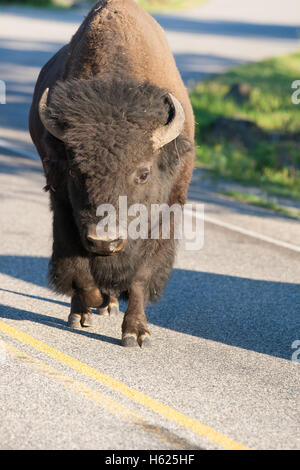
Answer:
39, 88, 65, 141
152, 93, 185, 150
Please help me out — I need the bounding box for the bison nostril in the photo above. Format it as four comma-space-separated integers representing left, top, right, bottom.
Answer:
109, 239, 121, 249
86, 235, 98, 250
85, 233, 125, 254
111, 238, 126, 252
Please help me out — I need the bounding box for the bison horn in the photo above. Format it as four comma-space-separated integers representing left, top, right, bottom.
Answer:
152, 93, 185, 150
39, 88, 65, 140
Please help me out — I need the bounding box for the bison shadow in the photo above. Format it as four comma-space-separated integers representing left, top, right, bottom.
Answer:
147, 268, 299, 360
0, 255, 120, 346
0, 303, 120, 346
0, 255, 298, 359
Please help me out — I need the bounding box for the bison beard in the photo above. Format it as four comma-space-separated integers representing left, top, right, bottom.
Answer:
29, 0, 195, 348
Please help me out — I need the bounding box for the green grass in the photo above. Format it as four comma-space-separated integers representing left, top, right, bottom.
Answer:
138, 0, 204, 13
190, 53, 300, 202
221, 190, 300, 220
0, 0, 205, 10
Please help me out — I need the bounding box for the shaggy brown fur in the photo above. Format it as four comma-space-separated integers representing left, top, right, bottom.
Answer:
29, 0, 195, 348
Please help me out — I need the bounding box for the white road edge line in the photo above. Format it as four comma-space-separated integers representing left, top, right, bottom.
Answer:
185, 208, 300, 253
1, 138, 299, 253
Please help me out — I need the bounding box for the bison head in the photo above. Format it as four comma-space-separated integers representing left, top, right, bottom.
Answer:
39, 77, 191, 256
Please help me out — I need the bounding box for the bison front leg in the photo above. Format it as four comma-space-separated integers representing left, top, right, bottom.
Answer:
122, 283, 151, 348
68, 286, 107, 329
68, 293, 92, 328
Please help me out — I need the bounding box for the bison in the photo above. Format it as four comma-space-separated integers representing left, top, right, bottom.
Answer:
29, 0, 195, 347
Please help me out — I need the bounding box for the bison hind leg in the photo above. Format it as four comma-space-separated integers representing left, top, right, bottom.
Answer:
96, 295, 119, 317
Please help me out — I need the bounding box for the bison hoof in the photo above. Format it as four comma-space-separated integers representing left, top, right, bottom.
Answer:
122, 332, 151, 348
68, 313, 82, 329
122, 334, 139, 347
109, 304, 119, 317
96, 303, 119, 317
80, 312, 93, 328
68, 312, 93, 328
96, 306, 109, 316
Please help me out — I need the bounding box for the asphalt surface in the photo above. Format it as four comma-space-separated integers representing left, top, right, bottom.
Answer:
0, 0, 300, 451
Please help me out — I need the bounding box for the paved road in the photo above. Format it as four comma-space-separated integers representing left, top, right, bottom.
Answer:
0, 148, 299, 450
0, 0, 300, 451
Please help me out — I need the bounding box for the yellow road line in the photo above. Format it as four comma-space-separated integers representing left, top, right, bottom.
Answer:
4, 341, 193, 449
0, 320, 250, 450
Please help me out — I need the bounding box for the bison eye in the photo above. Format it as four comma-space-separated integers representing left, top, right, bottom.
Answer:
69, 168, 80, 180
68, 168, 82, 186
138, 171, 150, 184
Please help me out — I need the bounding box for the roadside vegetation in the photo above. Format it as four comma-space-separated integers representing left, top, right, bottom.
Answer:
190, 52, 300, 216
0, 0, 205, 10
221, 190, 300, 219
138, 0, 204, 12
